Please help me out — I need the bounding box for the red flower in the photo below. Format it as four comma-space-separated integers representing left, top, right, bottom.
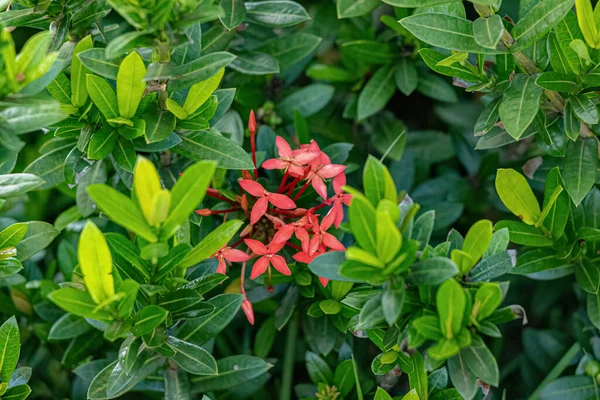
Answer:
245, 239, 291, 279
242, 295, 255, 325
308, 214, 345, 256
262, 136, 319, 177
271, 215, 311, 253
304, 151, 346, 199
322, 173, 352, 228
239, 179, 296, 224
213, 246, 251, 274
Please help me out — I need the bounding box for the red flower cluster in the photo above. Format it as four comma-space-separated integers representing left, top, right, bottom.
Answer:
196, 111, 350, 324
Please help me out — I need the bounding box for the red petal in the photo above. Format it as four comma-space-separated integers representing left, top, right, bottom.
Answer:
288, 164, 305, 177
322, 208, 336, 231
309, 234, 321, 256
242, 297, 255, 325
275, 136, 293, 158
250, 196, 268, 224
295, 228, 310, 254
262, 159, 287, 170
272, 224, 295, 244
268, 193, 296, 209
216, 259, 227, 274
250, 256, 269, 279
311, 176, 328, 199
342, 194, 352, 206
319, 164, 346, 179
333, 173, 346, 194
240, 179, 265, 196
334, 203, 345, 228
248, 110, 256, 133
270, 255, 291, 275
323, 233, 345, 251
294, 151, 320, 164
269, 240, 286, 254
223, 248, 251, 262
318, 276, 329, 287
244, 238, 268, 255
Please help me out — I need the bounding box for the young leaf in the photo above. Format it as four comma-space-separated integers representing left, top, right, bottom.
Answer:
133, 157, 162, 225
576, 0, 600, 48
182, 68, 224, 115
437, 279, 466, 339
495, 169, 541, 225
473, 15, 504, 49
0, 316, 19, 382
117, 51, 146, 119
180, 220, 244, 269
71, 36, 93, 108
78, 220, 114, 304
86, 75, 119, 121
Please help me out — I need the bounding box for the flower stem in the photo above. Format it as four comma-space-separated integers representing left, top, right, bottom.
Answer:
279, 313, 297, 400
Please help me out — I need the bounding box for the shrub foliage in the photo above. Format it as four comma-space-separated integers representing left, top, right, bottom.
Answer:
0, 0, 600, 399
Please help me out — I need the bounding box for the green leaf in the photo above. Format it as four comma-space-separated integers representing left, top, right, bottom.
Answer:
0, 103, 68, 135
48, 314, 92, 340
48, 287, 113, 320
333, 359, 355, 396
178, 294, 243, 345
538, 375, 596, 400
0, 223, 27, 249
309, 252, 361, 283
133, 305, 168, 336
306, 351, 333, 384
166, 336, 218, 375
494, 220, 553, 246
576, 259, 600, 293
495, 169, 541, 225
87, 75, 119, 121
169, 52, 236, 91
259, 33, 321, 69
448, 354, 476, 399
461, 335, 499, 386
363, 156, 397, 206
411, 257, 459, 285
460, 219, 493, 272
512, 0, 575, 50
0, 173, 44, 198
78, 220, 114, 304
87, 184, 158, 242
358, 65, 396, 120
0, 258, 22, 278
161, 161, 217, 240
400, 13, 503, 54
498, 74, 543, 139
245, 1, 309, 27
88, 125, 117, 160
117, 52, 146, 119
554, 11, 586, 74
535, 72, 579, 93
190, 355, 272, 393
0, 316, 20, 382
278, 83, 335, 120
543, 167, 570, 239
105, 31, 154, 59
175, 131, 254, 170
253, 317, 276, 358
562, 138, 598, 206
374, 387, 393, 400
382, 286, 405, 325
473, 15, 504, 49
376, 210, 401, 264
219, 0, 246, 30
513, 248, 564, 275
113, 137, 136, 173
397, 353, 428, 400
395, 58, 418, 96
71, 36, 93, 108
341, 40, 397, 64
472, 283, 502, 321
229, 52, 280, 75
78, 48, 121, 80
15, 221, 59, 261
337, 0, 379, 18
419, 48, 482, 82
570, 95, 599, 124
437, 279, 465, 339
182, 68, 224, 115
180, 220, 243, 269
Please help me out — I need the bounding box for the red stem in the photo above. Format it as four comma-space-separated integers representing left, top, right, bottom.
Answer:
207, 188, 235, 203
285, 242, 301, 251
285, 176, 303, 196
293, 180, 311, 202
278, 170, 289, 193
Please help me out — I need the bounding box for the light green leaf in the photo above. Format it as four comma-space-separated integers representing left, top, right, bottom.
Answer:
117, 51, 146, 119
495, 169, 541, 225
78, 220, 114, 304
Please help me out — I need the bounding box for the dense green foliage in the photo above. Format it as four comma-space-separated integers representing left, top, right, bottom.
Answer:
1, 0, 600, 399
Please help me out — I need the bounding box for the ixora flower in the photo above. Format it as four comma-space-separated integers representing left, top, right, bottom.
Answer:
194, 111, 351, 323
213, 246, 251, 274
244, 239, 291, 279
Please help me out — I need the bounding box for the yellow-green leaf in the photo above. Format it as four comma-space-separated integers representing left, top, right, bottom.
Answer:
71, 36, 93, 108
133, 157, 163, 225
461, 219, 493, 271
78, 220, 114, 303
166, 98, 189, 120
576, 0, 600, 48
117, 51, 146, 119
148, 189, 171, 227
182, 68, 225, 115
495, 169, 541, 225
